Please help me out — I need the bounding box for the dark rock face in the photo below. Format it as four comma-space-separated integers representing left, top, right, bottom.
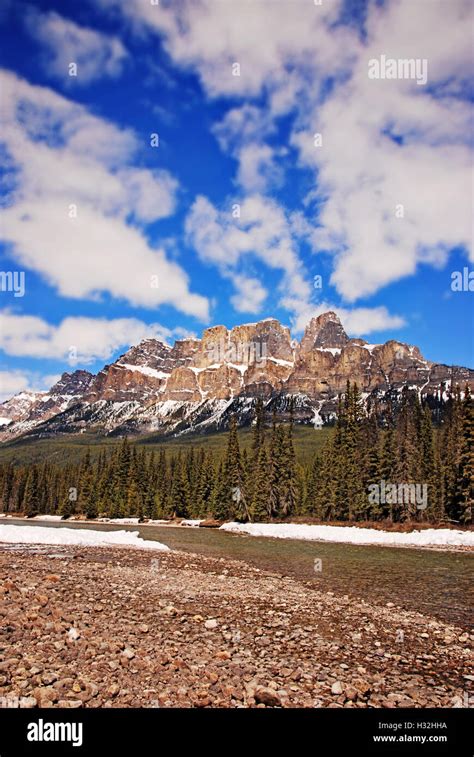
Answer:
1, 313, 473, 441
0, 370, 94, 433
300, 311, 350, 352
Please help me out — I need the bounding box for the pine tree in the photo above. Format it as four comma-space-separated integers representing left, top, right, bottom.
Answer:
267, 412, 282, 517
78, 450, 93, 516
456, 386, 473, 524
194, 453, 215, 518
250, 445, 271, 521
304, 454, 322, 517
23, 466, 40, 517
169, 454, 190, 518
0, 463, 14, 512
224, 416, 249, 521
279, 404, 297, 517
110, 438, 131, 517
210, 461, 231, 521
419, 405, 438, 521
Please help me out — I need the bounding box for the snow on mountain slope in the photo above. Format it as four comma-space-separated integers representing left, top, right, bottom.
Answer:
1, 312, 472, 441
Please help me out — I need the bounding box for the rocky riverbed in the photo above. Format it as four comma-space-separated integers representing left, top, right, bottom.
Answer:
0, 544, 472, 708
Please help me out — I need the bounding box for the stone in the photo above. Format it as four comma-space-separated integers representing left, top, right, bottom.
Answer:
254, 687, 282, 707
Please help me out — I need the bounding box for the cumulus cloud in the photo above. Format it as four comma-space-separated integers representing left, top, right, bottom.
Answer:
229, 274, 268, 314
103, 0, 472, 307
0, 69, 209, 319
24, 8, 128, 85
213, 104, 282, 192
185, 194, 312, 312
96, 0, 353, 99
292, 0, 473, 300
0, 311, 179, 364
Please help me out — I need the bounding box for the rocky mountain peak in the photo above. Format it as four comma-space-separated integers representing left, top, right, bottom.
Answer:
299, 311, 350, 353
49, 370, 94, 396
117, 338, 171, 368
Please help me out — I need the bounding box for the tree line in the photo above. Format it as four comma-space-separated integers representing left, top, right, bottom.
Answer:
0, 384, 472, 524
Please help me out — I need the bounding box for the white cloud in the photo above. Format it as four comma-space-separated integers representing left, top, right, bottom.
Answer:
229, 274, 267, 314
25, 8, 128, 85
0, 69, 209, 320
235, 143, 283, 193
102, 0, 473, 304
291, 0, 473, 301
0, 370, 30, 403
0, 311, 178, 364
185, 193, 312, 314
212, 104, 281, 192
97, 0, 352, 99
0, 370, 61, 403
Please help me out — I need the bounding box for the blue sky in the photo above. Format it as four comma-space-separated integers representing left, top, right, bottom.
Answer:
0, 0, 472, 400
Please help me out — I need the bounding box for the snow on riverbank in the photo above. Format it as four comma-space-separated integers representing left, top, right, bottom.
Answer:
0, 524, 170, 551
220, 522, 474, 548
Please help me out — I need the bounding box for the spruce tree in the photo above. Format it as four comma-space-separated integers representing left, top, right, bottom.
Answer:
221, 416, 249, 521
250, 445, 271, 521
456, 386, 473, 524
23, 466, 40, 517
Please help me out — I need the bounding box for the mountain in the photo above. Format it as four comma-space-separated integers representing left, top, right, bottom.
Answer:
1, 312, 472, 442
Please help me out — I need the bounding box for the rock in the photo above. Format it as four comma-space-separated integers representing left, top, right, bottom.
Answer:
205, 670, 219, 684
67, 627, 80, 641
41, 672, 58, 685
205, 619, 218, 630
122, 648, 135, 660
199, 520, 222, 529
215, 651, 231, 660
254, 687, 282, 707
331, 681, 343, 695
0, 658, 17, 671
107, 683, 120, 697
344, 685, 358, 701
33, 686, 58, 706
354, 679, 371, 696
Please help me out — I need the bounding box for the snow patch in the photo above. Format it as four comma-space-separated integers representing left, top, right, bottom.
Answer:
317, 348, 341, 356
220, 523, 474, 548
32, 515, 63, 522
268, 357, 294, 367
118, 363, 170, 380
0, 524, 170, 551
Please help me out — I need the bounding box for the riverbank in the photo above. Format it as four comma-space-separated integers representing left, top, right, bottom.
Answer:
2, 513, 473, 552
0, 544, 472, 708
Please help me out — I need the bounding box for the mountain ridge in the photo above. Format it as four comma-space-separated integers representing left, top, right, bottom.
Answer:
1, 312, 472, 441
